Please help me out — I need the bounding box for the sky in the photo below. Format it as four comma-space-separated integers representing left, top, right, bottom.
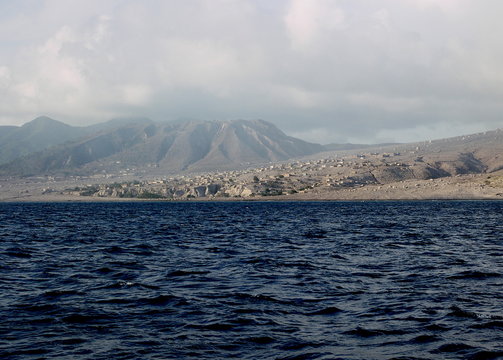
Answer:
1, 0, 503, 144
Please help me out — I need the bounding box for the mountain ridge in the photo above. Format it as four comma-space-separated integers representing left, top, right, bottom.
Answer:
0, 118, 325, 176
2, 116, 503, 179
0, 116, 86, 165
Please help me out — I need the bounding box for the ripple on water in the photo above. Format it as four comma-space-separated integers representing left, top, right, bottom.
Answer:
0, 201, 502, 359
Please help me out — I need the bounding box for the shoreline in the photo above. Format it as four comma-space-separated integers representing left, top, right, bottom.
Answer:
3, 199, 503, 203
2, 194, 503, 203
2, 172, 503, 203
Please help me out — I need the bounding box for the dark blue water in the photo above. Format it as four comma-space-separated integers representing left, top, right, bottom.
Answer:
0, 201, 502, 360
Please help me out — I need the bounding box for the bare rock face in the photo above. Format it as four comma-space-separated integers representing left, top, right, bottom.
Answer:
207, 184, 221, 196
192, 186, 207, 197
225, 185, 254, 197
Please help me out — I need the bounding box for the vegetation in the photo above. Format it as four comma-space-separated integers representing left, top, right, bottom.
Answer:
79, 185, 99, 196
137, 191, 164, 199
260, 188, 283, 196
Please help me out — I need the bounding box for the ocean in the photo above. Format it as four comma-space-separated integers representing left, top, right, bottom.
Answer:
0, 201, 502, 359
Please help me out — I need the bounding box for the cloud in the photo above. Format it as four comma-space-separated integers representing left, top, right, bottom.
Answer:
0, 66, 11, 88
284, 0, 346, 50
0, 0, 503, 144
404, 0, 463, 12
347, 93, 424, 113
120, 84, 152, 106
156, 38, 245, 97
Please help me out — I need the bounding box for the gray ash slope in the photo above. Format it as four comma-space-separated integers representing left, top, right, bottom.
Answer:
0, 119, 324, 176
311, 128, 503, 184
375, 128, 503, 182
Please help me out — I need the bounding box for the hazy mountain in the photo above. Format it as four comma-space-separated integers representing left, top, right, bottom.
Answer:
85, 117, 154, 133
0, 119, 324, 176
3, 116, 502, 179
324, 143, 398, 151
0, 125, 18, 139
0, 116, 84, 165
0, 116, 158, 166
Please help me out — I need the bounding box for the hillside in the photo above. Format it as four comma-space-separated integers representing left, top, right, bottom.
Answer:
373, 129, 503, 177
0, 119, 324, 176
2, 116, 502, 187
59, 128, 503, 200
0, 116, 84, 165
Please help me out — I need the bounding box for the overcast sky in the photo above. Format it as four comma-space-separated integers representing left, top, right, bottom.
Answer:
1, 0, 502, 144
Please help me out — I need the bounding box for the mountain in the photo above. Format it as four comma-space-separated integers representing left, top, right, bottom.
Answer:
4, 116, 501, 179
324, 142, 398, 151
0, 125, 18, 139
84, 117, 154, 133
0, 116, 158, 166
0, 116, 84, 165
0, 119, 324, 176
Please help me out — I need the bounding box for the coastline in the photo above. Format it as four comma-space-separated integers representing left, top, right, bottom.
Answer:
2, 179, 502, 202
2, 172, 502, 203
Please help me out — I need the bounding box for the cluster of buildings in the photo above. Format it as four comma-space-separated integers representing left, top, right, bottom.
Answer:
66, 150, 419, 199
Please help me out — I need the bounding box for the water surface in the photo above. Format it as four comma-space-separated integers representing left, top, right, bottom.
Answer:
0, 201, 502, 359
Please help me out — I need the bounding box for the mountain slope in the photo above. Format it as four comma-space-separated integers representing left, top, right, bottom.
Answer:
324, 142, 398, 151
0, 119, 324, 175
0, 126, 18, 140
0, 116, 84, 165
